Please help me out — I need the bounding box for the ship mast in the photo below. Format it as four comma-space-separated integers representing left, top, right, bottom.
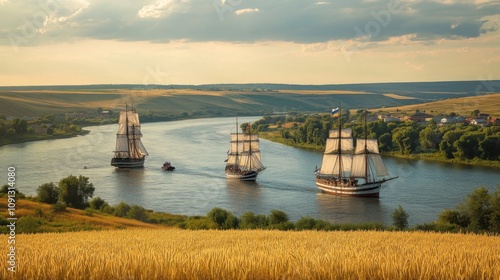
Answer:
364, 110, 368, 182
235, 116, 239, 171
338, 104, 342, 180
125, 103, 131, 158
248, 122, 252, 171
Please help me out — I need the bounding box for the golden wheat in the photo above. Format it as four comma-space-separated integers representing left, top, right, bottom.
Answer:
2, 229, 499, 279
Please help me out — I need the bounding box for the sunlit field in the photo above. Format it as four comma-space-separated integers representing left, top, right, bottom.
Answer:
3, 229, 499, 279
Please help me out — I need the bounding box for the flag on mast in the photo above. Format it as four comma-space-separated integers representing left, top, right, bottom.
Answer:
331, 107, 340, 118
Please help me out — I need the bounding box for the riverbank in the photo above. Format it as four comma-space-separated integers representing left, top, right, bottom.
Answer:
0, 130, 90, 147
259, 131, 500, 168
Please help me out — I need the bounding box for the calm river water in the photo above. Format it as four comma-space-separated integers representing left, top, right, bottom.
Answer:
2, 117, 499, 226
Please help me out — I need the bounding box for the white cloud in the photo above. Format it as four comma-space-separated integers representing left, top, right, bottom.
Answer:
315, 2, 330, 5
234, 8, 260, 15
138, 0, 180, 18
0, 0, 9, 6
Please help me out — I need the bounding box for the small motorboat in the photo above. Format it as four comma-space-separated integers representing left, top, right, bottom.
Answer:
162, 161, 175, 171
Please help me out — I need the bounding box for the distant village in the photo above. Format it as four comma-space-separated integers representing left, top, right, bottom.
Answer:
4, 108, 499, 137
375, 111, 499, 127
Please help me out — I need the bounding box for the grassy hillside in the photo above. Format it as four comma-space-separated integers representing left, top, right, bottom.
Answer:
3, 228, 499, 279
0, 198, 170, 232
372, 93, 500, 116
0, 87, 445, 117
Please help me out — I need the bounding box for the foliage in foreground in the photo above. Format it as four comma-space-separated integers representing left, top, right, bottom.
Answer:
3, 174, 499, 234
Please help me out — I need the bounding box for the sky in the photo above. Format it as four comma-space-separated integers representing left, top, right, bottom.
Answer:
0, 0, 499, 86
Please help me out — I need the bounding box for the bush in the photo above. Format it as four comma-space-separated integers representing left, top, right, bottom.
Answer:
101, 205, 115, 215
269, 210, 289, 225
223, 213, 239, 229
239, 211, 257, 229
269, 221, 295, 231
438, 209, 469, 228
415, 222, 459, 233
89, 197, 107, 211
295, 216, 317, 230
51, 203, 67, 212
17, 215, 43, 233
207, 207, 230, 229
113, 202, 131, 217
179, 216, 217, 230
127, 205, 148, 222
392, 205, 409, 230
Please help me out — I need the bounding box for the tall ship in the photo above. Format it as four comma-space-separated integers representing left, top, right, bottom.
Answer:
315, 109, 397, 197
225, 119, 266, 181
111, 105, 149, 168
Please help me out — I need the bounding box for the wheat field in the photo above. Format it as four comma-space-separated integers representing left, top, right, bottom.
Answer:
3, 229, 499, 279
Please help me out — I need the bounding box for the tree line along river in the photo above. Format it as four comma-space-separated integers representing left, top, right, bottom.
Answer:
1, 116, 499, 226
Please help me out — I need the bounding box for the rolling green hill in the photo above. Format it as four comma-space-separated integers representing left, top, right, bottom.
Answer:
0, 81, 498, 117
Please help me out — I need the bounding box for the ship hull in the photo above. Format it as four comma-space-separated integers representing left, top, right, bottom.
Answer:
315, 179, 382, 197
111, 157, 145, 168
225, 170, 259, 181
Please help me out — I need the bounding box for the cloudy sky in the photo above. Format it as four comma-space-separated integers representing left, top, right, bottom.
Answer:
1, 0, 499, 86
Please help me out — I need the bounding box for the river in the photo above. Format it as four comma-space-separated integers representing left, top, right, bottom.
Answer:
1, 116, 499, 226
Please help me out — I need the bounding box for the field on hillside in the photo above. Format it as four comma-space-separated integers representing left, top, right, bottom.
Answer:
375, 93, 500, 116
0, 88, 423, 117
2, 229, 499, 279
0, 198, 167, 233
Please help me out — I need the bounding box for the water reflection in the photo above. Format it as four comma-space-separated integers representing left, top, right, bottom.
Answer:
222, 180, 264, 216
112, 168, 146, 202
316, 193, 386, 224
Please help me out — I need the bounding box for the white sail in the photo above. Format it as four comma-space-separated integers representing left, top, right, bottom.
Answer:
350, 154, 367, 178
244, 141, 260, 152
369, 154, 389, 177
354, 139, 379, 155
319, 154, 352, 176
226, 154, 238, 165
238, 153, 265, 171
230, 134, 259, 152
350, 154, 389, 180
113, 109, 148, 159
230, 142, 245, 153
226, 129, 264, 172
325, 138, 353, 153
329, 128, 352, 138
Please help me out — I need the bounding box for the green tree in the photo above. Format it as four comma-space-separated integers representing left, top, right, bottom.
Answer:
240, 211, 257, 229
37, 182, 59, 204
454, 132, 485, 160
378, 132, 393, 151
223, 213, 239, 229
11, 118, 27, 135
113, 202, 131, 217
419, 126, 441, 150
6, 128, 16, 136
490, 186, 500, 233
127, 205, 148, 222
58, 175, 95, 209
392, 205, 409, 230
89, 197, 107, 211
460, 187, 492, 232
207, 207, 230, 229
268, 210, 289, 225
392, 126, 419, 155
438, 209, 469, 228
479, 137, 499, 160
295, 216, 317, 230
